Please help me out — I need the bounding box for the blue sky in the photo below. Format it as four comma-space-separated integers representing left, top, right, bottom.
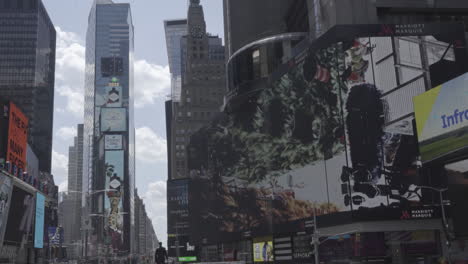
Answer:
43, 0, 224, 245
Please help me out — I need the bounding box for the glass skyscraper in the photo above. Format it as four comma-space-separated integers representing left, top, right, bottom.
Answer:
84, 0, 135, 258
0, 0, 56, 173
164, 19, 188, 102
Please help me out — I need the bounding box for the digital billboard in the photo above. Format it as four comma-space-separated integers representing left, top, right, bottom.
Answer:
101, 108, 127, 132
253, 237, 274, 262
34, 193, 45, 248
104, 150, 124, 250
48, 227, 63, 245
7, 102, 28, 173
414, 72, 468, 162
105, 135, 123, 150
105, 86, 123, 107
0, 174, 12, 246
167, 179, 189, 235
4, 186, 35, 244
187, 23, 468, 242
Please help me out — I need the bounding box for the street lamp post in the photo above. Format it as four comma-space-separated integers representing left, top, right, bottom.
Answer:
417, 186, 452, 264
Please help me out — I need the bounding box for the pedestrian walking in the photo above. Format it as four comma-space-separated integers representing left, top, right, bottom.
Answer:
155, 242, 168, 264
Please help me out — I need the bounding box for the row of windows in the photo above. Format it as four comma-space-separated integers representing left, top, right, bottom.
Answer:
178, 111, 213, 118
175, 145, 185, 150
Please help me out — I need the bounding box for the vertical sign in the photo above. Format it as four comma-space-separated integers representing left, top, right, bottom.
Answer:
0, 174, 12, 247
34, 193, 45, 248
7, 102, 28, 173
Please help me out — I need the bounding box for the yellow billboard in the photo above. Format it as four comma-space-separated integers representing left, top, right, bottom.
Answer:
253, 239, 274, 262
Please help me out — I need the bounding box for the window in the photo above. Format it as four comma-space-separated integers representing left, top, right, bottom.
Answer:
187, 112, 192, 117
186, 97, 191, 103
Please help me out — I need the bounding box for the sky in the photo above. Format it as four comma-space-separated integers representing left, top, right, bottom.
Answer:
42, 0, 224, 246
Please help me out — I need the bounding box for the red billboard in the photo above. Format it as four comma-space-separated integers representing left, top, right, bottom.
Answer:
7, 102, 28, 171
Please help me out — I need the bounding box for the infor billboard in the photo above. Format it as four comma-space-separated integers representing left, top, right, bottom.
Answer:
414, 72, 468, 162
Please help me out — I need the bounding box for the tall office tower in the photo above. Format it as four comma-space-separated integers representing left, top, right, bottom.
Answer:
83, 0, 135, 258
167, 0, 225, 180
0, 0, 56, 173
164, 19, 188, 102
65, 124, 84, 252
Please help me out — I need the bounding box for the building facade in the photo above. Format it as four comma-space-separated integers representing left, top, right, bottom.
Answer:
134, 190, 158, 261
0, 0, 56, 173
164, 0, 226, 259
167, 0, 225, 181
184, 1, 468, 263
62, 124, 84, 259
83, 0, 135, 259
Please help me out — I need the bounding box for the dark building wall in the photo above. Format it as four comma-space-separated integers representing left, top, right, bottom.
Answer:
223, 0, 290, 59
0, 0, 56, 173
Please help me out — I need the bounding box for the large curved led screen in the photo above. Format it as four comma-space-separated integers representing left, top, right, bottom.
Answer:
187, 24, 468, 242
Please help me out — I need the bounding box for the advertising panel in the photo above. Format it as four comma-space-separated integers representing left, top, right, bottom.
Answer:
105, 86, 123, 107
48, 227, 63, 245
104, 150, 124, 250
4, 186, 35, 244
187, 23, 467, 242
34, 193, 45, 248
414, 72, 468, 162
0, 174, 12, 246
101, 108, 127, 132
167, 179, 189, 236
7, 102, 28, 173
105, 135, 123, 150
273, 236, 292, 262
253, 237, 273, 262
292, 235, 313, 261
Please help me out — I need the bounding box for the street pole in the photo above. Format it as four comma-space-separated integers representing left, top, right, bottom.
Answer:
313, 207, 319, 264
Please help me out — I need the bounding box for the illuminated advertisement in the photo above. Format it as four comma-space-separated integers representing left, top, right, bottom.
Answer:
167, 180, 189, 235
48, 227, 63, 245
167, 179, 190, 257
105, 86, 122, 107
7, 102, 28, 173
273, 236, 293, 262
104, 150, 124, 250
188, 23, 468, 241
34, 193, 45, 248
253, 237, 273, 262
5, 186, 35, 244
414, 72, 468, 162
105, 135, 123, 150
101, 108, 127, 132
0, 174, 12, 246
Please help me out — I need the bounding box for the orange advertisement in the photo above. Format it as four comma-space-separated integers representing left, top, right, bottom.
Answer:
6, 102, 28, 171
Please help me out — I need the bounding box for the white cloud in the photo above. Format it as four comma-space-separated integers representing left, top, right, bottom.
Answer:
143, 181, 167, 245
134, 60, 170, 108
56, 126, 77, 141
135, 127, 167, 163
54, 27, 85, 118
54, 27, 170, 116
58, 181, 68, 193
52, 150, 68, 185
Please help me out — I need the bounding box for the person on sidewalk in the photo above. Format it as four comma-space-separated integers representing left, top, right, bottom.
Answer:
155, 242, 168, 264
